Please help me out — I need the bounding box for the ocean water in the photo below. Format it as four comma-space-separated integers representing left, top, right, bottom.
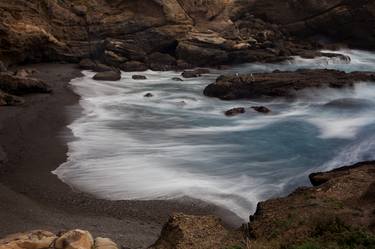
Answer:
54, 50, 375, 221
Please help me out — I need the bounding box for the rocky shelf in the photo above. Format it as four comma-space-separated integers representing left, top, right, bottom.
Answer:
204, 69, 375, 100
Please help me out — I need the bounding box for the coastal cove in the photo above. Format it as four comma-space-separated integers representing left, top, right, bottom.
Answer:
54, 49, 375, 221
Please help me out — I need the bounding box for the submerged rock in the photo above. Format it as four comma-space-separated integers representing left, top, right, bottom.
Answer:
93, 71, 121, 81
204, 69, 375, 100
225, 107, 246, 116
323, 98, 374, 109
171, 77, 183, 81
120, 61, 147, 72
132, 75, 147, 80
251, 106, 271, 113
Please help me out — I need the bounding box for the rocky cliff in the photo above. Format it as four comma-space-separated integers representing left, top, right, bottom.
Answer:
245, 0, 375, 49
0, 0, 323, 69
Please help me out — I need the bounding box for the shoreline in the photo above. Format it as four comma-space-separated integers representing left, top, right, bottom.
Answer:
0, 63, 241, 249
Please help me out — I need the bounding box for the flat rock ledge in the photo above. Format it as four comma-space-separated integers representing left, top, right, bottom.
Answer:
204, 69, 375, 100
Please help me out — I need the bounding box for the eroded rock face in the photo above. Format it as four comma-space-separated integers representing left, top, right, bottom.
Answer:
204, 69, 375, 100
246, 0, 375, 49
247, 161, 375, 248
0, 0, 330, 69
149, 213, 245, 249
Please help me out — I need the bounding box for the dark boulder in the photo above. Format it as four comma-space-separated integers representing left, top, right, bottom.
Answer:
176, 42, 228, 66
132, 75, 147, 80
94, 63, 113, 73
204, 69, 375, 100
93, 71, 121, 81
119, 61, 147, 72
148, 52, 176, 71
251, 106, 271, 113
144, 93, 153, 98
225, 107, 245, 116
0, 73, 51, 95
79, 59, 96, 70
182, 69, 210, 78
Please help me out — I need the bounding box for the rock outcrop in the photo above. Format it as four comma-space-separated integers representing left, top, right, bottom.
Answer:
0, 73, 51, 95
149, 213, 245, 249
244, 0, 375, 49
0, 230, 118, 249
247, 161, 375, 249
204, 69, 375, 100
0, 0, 341, 70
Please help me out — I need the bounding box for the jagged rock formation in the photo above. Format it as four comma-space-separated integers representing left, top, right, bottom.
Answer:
0, 0, 319, 69
247, 161, 375, 249
204, 69, 375, 100
244, 0, 375, 49
149, 213, 245, 249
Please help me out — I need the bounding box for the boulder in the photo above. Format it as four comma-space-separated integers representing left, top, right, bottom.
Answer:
93, 71, 121, 81
225, 107, 245, 117
251, 106, 271, 113
149, 213, 244, 249
94, 64, 113, 73
103, 50, 127, 67
119, 61, 147, 72
0, 90, 24, 106
72, 5, 87, 17
132, 75, 147, 80
0, 73, 51, 95
79, 59, 96, 70
0, 230, 57, 249
148, 52, 176, 71
171, 77, 183, 81
204, 69, 375, 100
181, 69, 210, 78
94, 238, 118, 249
55, 230, 93, 249
176, 42, 228, 66
14, 69, 31, 78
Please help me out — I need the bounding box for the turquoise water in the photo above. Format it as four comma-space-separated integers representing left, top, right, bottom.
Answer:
54, 50, 375, 220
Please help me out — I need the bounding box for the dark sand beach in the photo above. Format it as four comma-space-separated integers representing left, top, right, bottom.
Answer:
0, 63, 240, 249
